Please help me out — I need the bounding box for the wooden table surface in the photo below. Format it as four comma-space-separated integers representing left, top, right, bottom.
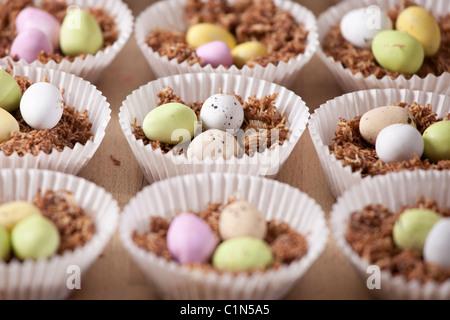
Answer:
71, 0, 374, 300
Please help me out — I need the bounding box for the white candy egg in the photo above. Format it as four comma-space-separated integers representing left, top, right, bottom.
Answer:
200, 94, 244, 132
20, 82, 64, 130
424, 218, 450, 269
187, 129, 240, 160
375, 124, 424, 163
340, 7, 393, 49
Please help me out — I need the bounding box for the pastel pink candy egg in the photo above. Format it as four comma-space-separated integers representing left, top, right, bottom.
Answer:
166, 212, 218, 264
195, 41, 233, 68
10, 29, 52, 63
16, 7, 61, 51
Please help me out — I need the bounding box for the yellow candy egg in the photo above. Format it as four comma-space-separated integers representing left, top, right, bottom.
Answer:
231, 41, 266, 68
0, 108, 19, 143
396, 6, 441, 57
186, 23, 236, 49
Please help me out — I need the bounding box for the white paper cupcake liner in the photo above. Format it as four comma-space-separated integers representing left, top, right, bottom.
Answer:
330, 170, 450, 300
309, 88, 450, 198
317, 0, 450, 94
0, 168, 119, 300
0, 63, 111, 174
134, 0, 318, 87
1, 0, 134, 84
118, 72, 310, 183
119, 173, 328, 300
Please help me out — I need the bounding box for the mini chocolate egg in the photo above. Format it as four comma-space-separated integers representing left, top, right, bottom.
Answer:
20, 82, 64, 130
0, 201, 42, 232
422, 121, 450, 162
0, 70, 22, 112
200, 93, 244, 131
186, 23, 236, 49
16, 7, 61, 50
219, 200, 266, 240
359, 105, 416, 144
0, 108, 20, 144
340, 7, 393, 49
231, 41, 267, 68
60, 8, 104, 56
187, 129, 240, 161
375, 124, 424, 163
11, 214, 60, 260
0, 226, 10, 261
10, 28, 53, 63
195, 41, 233, 68
166, 212, 218, 264
424, 218, 450, 269
396, 6, 441, 57
212, 237, 273, 272
372, 30, 424, 74
393, 208, 441, 252
143, 102, 197, 145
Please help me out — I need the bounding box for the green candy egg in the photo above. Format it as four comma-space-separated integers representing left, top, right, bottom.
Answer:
393, 208, 441, 252
0, 70, 22, 112
396, 6, 441, 57
11, 215, 60, 260
143, 102, 197, 145
372, 30, 424, 75
0, 226, 10, 261
0, 107, 20, 143
423, 121, 450, 162
60, 8, 104, 57
212, 237, 273, 272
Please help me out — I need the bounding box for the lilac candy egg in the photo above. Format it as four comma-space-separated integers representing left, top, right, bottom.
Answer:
166, 212, 218, 264
16, 7, 61, 51
10, 29, 52, 63
195, 41, 233, 68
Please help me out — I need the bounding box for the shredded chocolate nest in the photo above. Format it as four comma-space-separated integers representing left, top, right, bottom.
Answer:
132, 200, 308, 274
0, 0, 119, 64
145, 0, 309, 69
346, 197, 450, 283
330, 102, 450, 176
323, 0, 450, 79
33, 189, 95, 254
0, 72, 94, 157
131, 87, 291, 156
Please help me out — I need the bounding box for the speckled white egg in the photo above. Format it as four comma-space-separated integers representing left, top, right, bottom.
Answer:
219, 200, 267, 241
200, 94, 244, 131
360, 106, 416, 145
340, 7, 393, 49
187, 129, 240, 160
20, 82, 64, 130
375, 124, 424, 163
424, 218, 450, 269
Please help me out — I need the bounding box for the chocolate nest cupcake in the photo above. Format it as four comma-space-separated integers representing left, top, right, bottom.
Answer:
0, 64, 110, 174
132, 199, 309, 274
120, 173, 328, 300
309, 88, 450, 197
119, 73, 309, 182
322, 0, 450, 80
0, 0, 118, 64
0, 68, 93, 157
0, 168, 119, 300
0, 0, 133, 82
317, 0, 450, 93
331, 170, 450, 299
135, 0, 318, 86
